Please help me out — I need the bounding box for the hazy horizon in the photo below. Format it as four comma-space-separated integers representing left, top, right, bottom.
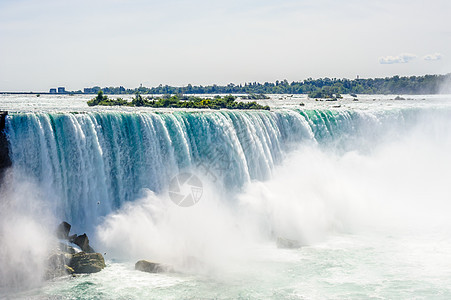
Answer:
1, 0, 450, 92
2, 73, 451, 93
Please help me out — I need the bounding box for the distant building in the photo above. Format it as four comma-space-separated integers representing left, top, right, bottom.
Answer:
57, 87, 66, 94
49, 88, 57, 94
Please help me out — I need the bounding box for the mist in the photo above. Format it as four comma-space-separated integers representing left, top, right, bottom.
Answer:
0, 171, 57, 293
95, 107, 451, 275
439, 75, 451, 94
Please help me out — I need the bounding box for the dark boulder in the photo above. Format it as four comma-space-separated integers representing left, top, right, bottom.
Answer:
56, 221, 71, 240
0, 111, 11, 183
74, 233, 95, 253
69, 252, 105, 274
276, 237, 302, 249
47, 222, 104, 278
135, 260, 171, 273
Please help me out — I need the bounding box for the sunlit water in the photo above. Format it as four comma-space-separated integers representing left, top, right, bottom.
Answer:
1, 93, 451, 112
1, 94, 451, 299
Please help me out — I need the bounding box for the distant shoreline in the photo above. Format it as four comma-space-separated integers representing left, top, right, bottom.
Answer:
1, 92, 451, 96
0, 92, 84, 95
2, 73, 451, 95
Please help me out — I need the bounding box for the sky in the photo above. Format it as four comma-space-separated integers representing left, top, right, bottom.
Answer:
0, 0, 450, 91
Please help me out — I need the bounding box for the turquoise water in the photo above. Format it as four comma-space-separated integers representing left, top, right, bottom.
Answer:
1, 95, 451, 299
5, 108, 393, 231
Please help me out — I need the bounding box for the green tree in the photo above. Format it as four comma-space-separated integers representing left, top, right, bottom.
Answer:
132, 93, 145, 106
87, 90, 107, 106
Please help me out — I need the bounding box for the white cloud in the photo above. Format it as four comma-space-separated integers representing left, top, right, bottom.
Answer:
423, 53, 442, 61
379, 53, 417, 64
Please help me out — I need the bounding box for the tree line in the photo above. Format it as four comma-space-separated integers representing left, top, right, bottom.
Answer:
84, 74, 451, 95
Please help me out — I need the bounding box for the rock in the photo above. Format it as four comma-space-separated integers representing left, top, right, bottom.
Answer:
68, 234, 77, 242
56, 221, 71, 240
74, 233, 95, 253
45, 252, 73, 279
48, 222, 103, 278
58, 242, 79, 254
0, 111, 12, 184
299, 102, 305, 106
55, 221, 77, 243
48, 252, 72, 268
65, 265, 75, 275
394, 96, 405, 100
135, 260, 171, 273
276, 237, 302, 249
69, 252, 105, 274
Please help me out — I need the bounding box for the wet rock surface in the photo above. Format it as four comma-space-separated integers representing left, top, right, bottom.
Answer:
69, 252, 105, 274
276, 237, 302, 249
46, 222, 105, 278
135, 260, 171, 273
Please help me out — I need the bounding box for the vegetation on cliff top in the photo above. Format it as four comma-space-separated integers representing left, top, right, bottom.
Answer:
87, 91, 270, 110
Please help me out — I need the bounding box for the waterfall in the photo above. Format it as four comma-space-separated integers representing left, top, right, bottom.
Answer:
5, 108, 421, 232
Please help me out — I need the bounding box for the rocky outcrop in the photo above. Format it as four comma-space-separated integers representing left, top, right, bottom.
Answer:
56, 221, 71, 240
73, 233, 95, 253
46, 221, 105, 277
46, 251, 106, 276
55, 221, 95, 253
58, 242, 79, 254
135, 260, 171, 273
45, 252, 74, 279
276, 237, 302, 249
69, 252, 105, 274
0, 111, 12, 183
